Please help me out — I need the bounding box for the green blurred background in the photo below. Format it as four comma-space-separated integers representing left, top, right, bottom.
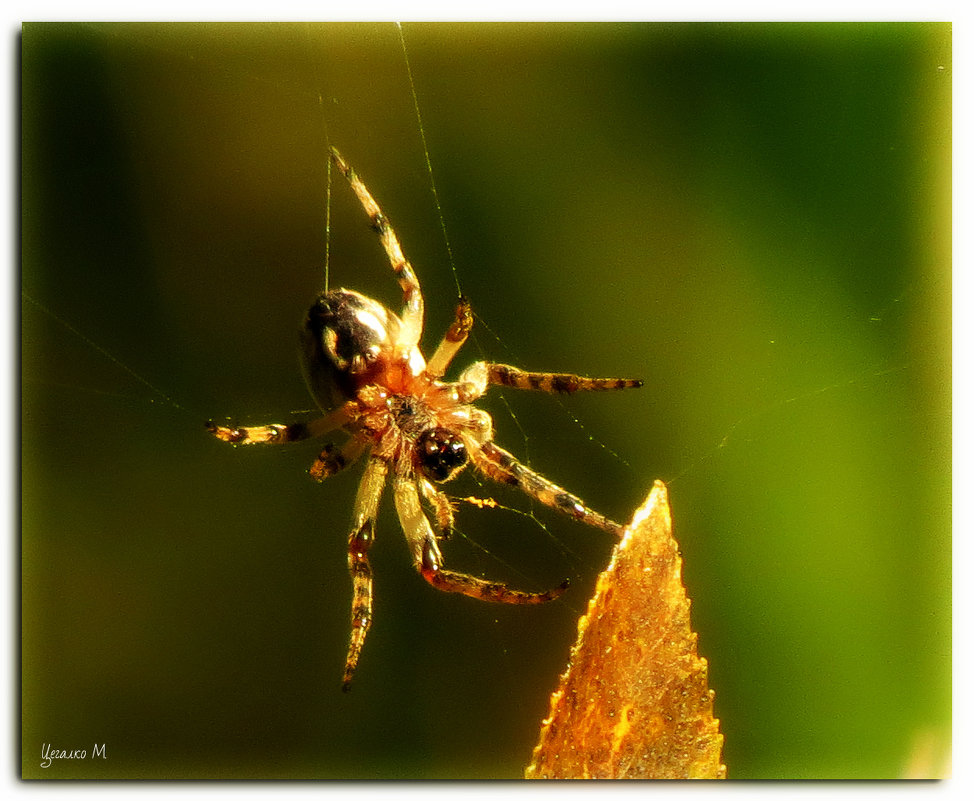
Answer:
22, 22, 950, 779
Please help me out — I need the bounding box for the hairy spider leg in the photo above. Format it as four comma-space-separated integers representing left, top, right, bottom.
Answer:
393, 476, 567, 604
206, 400, 359, 445
343, 456, 388, 692
308, 436, 368, 482
426, 296, 474, 379
418, 475, 457, 533
485, 362, 643, 394
329, 147, 424, 349
468, 440, 625, 537
454, 361, 642, 405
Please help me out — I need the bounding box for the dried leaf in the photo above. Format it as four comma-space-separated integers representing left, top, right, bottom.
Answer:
525, 480, 725, 779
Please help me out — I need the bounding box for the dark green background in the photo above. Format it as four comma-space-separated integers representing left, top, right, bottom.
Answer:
22, 22, 950, 779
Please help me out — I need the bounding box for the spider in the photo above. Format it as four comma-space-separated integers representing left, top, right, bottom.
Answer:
207, 148, 642, 691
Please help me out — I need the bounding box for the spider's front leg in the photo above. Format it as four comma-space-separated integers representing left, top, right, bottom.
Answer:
393, 477, 567, 604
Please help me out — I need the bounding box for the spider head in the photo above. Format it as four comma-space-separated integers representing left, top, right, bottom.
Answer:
416, 427, 468, 483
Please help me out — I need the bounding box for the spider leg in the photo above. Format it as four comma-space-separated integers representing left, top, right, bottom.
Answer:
206, 401, 359, 445
342, 456, 388, 692
308, 436, 367, 482
418, 476, 456, 534
468, 439, 625, 537
393, 477, 567, 604
459, 361, 642, 395
426, 296, 474, 378
329, 147, 424, 348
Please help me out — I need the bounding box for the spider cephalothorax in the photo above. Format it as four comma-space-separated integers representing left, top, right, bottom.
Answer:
207, 148, 642, 690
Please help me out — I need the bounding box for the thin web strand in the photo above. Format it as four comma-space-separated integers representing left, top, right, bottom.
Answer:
324, 150, 333, 292
397, 23, 554, 476
665, 360, 915, 487
304, 23, 334, 292
396, 22, 462, 297
23, 291, 184, 412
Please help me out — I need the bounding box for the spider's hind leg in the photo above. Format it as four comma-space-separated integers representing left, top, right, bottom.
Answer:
469, 440, 626, 537
342, 456, 388, 692
426, 296, 474, 379
207, 402, 359, 446
206, 420, 310, 445
418, 477, 456, 537
329, 147, 424, 348
422, 553, 569, 605
394, 477, 567, 604
309, 437, 366, 482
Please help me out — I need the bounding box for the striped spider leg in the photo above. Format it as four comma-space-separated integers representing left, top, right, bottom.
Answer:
207, 147, 642, 691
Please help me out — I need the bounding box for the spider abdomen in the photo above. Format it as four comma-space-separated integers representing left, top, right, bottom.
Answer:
300, 288, 407, 409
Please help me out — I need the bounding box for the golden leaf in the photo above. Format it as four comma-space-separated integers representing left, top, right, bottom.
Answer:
525, 480, 725, 779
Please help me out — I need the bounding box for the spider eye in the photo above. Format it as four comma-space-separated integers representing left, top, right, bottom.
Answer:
416, 428, 468, 483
